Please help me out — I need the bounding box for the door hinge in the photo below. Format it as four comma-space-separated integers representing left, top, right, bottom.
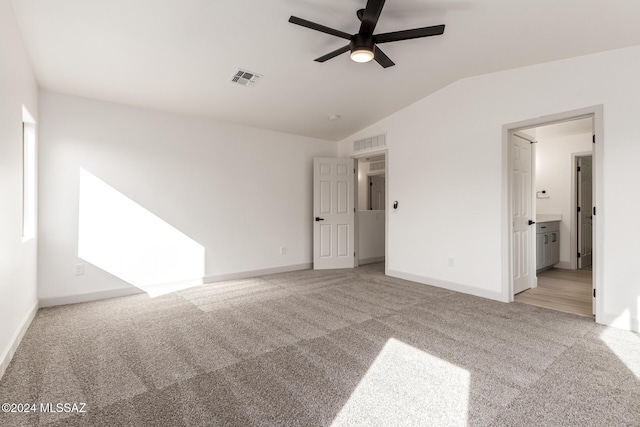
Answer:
593, 289, 596, 298
593, 207, 596, 216
577, 206, 581, 212
354, 168, 356, 173
577, 166, 581, 172
354, 252, 356, 257
592, 134, 596, 143
578, 253, 581, 258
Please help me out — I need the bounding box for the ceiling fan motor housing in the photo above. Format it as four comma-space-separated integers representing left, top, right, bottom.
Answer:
350, 34, 375, 54
289, 0, 445, 68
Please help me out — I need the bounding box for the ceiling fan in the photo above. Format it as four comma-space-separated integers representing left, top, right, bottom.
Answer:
288, 0, 445, 68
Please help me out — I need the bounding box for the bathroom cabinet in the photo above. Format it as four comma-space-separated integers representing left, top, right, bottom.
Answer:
536, 221, 560, 271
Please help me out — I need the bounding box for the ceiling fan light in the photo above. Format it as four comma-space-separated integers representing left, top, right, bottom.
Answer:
350, 49, 374, 63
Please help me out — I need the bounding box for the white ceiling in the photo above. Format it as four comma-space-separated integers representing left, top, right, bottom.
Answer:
12, 0, 640, 141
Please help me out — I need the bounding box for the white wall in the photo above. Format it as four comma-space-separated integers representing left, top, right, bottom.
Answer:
358, 211, 385, 264
338, 45, 640, 332
535, 132, 592, 267
38, 91, 336, 303
0, 0, 39, 377
357, 158, 371, 211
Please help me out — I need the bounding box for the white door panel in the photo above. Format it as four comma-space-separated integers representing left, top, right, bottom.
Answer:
512, 134, 535, 294
314, 158, 355, 269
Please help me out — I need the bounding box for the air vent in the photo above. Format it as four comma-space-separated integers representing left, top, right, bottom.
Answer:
230, 69, 262, 87
370, 160, 385, 172
354, 133, 386, 153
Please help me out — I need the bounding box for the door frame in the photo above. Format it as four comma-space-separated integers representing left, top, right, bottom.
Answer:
570, 152, 593, 270
502, 105, 603, 323
353, 149, 388, 273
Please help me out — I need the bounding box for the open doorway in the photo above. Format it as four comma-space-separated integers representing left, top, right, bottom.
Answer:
505, 106, 602, 320
354, 153, 386, 267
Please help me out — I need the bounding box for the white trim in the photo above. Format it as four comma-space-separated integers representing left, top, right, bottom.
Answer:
0, 301, 38, 380
352, 147, 387, 160
359, 256, 385, 265
599, 312, 640, 333
385, 149, 389, 276
39, 287, 144, 307
554, 261, 572, 270
354, 159, 360, 268
202, 263, 311, 284
352, 148, 388, 275
387, 269, 506, 302
39, 263, 314, 307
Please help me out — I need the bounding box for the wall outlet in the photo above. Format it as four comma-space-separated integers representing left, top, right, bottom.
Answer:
75, 263, 85, 275
448, 257, 455, 268
280, 246, 287, 255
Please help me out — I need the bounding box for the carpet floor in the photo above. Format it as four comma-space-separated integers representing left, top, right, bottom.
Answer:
1, 263, 639, 426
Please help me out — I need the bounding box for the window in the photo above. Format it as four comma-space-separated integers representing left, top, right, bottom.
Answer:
23, 121, 36, 240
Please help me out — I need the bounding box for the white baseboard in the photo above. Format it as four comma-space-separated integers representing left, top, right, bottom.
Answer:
0, 300, 38, 380
358, 256, 385, 266
202, 263, 312, 284
39, 287, 144, 308
554, 261, 573, 269
387, 269, 506, 302
39, 263, 313, 307
598, 312, 639, 333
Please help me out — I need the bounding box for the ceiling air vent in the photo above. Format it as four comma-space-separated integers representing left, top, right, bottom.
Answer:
370, 160, 385, 172
230, 69, 262, 87
354, 133, 386, 153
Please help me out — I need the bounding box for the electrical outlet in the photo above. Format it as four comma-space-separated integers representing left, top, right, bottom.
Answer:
75, 263, 85, 276
448, 258, 455, 268
280, 246, 287, 255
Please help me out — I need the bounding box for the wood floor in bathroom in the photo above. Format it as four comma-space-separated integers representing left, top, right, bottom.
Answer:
515, 267, 593, 317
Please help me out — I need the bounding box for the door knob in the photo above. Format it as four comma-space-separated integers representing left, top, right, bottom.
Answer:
528, 220, 536, 225
315, 217, 325, 221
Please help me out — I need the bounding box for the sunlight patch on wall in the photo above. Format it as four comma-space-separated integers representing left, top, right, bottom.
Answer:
78, 168, 205, 297
331, 338, 470, 426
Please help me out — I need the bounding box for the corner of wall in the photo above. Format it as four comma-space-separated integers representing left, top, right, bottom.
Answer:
0, 301, 38, 379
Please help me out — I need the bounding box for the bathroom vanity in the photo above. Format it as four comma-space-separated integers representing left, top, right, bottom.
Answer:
536, 217, 560, 271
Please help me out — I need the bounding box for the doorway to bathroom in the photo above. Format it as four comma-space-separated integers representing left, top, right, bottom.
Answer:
506, 107, 601, 319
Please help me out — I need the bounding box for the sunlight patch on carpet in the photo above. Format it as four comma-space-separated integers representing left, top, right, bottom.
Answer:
600, 318, 640, 379
332, 338, 469, 426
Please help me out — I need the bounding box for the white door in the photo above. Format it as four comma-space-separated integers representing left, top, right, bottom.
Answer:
512, 134, 535, 294
313, 158, 355, 269
369, 175, 385, 210
577, 156, 593, 269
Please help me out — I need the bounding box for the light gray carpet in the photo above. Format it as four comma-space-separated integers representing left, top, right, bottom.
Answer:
1, 263, 638, 426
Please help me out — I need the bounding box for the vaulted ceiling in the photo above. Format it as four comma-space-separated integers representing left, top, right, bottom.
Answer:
12, 0, 640, 140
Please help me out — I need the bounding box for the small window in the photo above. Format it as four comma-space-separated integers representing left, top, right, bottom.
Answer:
23, 121, 36, 240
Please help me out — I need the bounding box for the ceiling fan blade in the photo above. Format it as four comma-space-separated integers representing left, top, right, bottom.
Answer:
359, 0, 386, 36
375, 24, 445, 44
374, 46, 395, 68
289, 16, 352, 40
315, 45, 351, 62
